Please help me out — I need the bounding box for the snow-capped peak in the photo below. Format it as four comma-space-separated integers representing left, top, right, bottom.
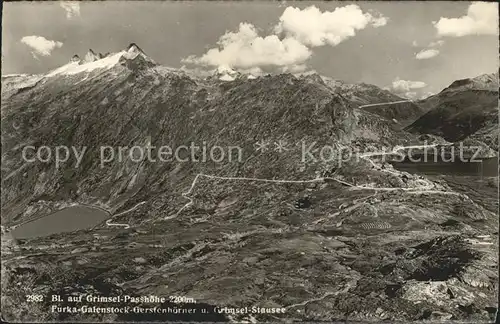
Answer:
70, 55, 81, 63
82, 49, 99, 64
47, 51, 126, 77
44, 43, 156, 78
121, 43, 155, 64
214, 65, 240, 81
1, 73, 28, 78
127, 43, 145, 54
216, 65, 236, 75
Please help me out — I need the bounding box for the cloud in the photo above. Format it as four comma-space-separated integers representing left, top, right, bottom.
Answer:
421, 91, 435, 99
415, 48, 439, 60
390, 78, 427, 99
274, 5, 388, 47
391, 78, 427, 94
412, 40, 419, 47
401, 91, 417, 99
371, 15, 389, 28
60, 1, 80, 19
428, 40, 444, 47
21, 36, 63, 56
183, 5, 388, 73
280, 64, 308, 73
182, 22, 312, 71
434, 2, 498, 37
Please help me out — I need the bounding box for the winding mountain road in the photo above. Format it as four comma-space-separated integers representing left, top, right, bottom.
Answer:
164, 143, 462, 221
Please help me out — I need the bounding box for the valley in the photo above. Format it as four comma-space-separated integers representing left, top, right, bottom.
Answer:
1, 44, 498, 322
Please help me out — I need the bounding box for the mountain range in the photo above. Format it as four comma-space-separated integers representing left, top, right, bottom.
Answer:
406, 72, 499, 146
1, 44, 498, 322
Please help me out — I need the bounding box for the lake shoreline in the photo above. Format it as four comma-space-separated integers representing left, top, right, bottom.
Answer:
10, 205, 111, 240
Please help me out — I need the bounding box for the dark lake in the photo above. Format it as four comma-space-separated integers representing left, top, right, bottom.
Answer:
11, 205, 110, 239
391, 156, 498, 177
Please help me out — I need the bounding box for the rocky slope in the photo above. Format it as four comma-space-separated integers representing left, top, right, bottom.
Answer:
1, 45, 418, 227
0, 73, 44, 101
1, 45, 498, 322
464, 117, 499, 151
406, 72, 499, 142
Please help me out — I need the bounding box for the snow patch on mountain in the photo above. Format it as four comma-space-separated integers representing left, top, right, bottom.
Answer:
122, 49, 144, 60
214, 65, 240, 81
82, 49, 100, 64
46, 51, 126, 77
1, 74, 29, 78
219, 74, 236, 81
1, 74, 44, 99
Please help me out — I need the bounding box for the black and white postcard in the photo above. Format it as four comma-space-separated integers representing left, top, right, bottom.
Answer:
1, 1, 498, 322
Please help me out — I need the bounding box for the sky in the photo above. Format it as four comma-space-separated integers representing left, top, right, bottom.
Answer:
2, 1, 498, 98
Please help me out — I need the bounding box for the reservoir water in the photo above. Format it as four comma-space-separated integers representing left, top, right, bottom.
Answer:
8, 157, 497, 240
10, 205, 110, 239
391, 156, 498, 177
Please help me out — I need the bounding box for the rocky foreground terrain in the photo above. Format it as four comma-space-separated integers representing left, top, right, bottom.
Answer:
1, 45, 498, 322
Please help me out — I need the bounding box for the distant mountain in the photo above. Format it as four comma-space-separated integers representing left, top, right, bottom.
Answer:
82, 49, 100, 64
319, 76, 426, 126
443, 72, 498, 93
406, 72, 499, 142
1, 44, 419, 226
2, 45, 497, 323
0, 73, 44, 101
321, 76, 401, 104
